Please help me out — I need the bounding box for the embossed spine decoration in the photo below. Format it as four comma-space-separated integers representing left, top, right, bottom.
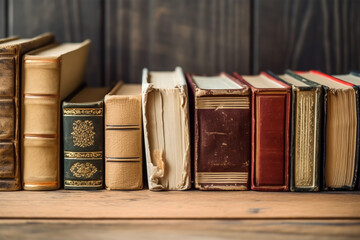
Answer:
63, 103, 104, 190
294, 91, 316, 187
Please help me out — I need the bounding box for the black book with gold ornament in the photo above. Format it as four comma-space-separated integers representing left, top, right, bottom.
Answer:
62, 87, 109, 190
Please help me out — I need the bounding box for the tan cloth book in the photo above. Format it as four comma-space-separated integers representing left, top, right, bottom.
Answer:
142, 67, 191, 190
21, 40, 90, 190
104, 82, 143, 190
0, 33, 55, 190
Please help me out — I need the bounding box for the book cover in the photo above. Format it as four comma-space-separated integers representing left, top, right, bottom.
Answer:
22, 40, 90, 190
186, 73, 251, 190
63, 87, 109, 190
269, 70, 322, 192
142, 67, 191, 191
297, 70, 358, 190
104, 82, 143, 190
0, 33, 55, 190
234, 72, 291, 191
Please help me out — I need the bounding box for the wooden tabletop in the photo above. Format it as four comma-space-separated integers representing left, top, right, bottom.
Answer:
1, 190, 360, 239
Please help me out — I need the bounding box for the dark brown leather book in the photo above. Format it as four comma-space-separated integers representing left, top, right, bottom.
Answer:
234, 72, 291, 191
187, 73, 251, 190
0, 33, 55, 190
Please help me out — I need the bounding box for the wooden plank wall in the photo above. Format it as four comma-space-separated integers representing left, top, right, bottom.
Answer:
8, 0, 104, 86
0, 0, 6, 38
2, 0, 360, 86
253, 0, 360, 75
105, 0, 250, 85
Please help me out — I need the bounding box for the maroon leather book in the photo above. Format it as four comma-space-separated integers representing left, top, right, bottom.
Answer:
234, 72, 291, 191
186, 73, 251, 190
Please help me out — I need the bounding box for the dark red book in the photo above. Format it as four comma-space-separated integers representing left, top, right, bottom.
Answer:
234, 72, 291, 191
187, 73, 251, 190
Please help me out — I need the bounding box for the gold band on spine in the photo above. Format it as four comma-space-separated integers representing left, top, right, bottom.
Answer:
196, 97, 250, 109
196, 172, 248, 184
64, 151, 102, 159
24, 93, 59, 99
63, 108, 103, 116
64, 180, 102, 186
24, 133, 57, 139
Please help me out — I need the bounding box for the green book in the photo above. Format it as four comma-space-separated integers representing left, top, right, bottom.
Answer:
62, 87, 109, 190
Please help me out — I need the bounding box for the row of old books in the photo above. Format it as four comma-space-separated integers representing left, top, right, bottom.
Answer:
0, 34, 359, 192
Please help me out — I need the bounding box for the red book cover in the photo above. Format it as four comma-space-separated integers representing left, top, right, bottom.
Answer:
234, 72, 291, 191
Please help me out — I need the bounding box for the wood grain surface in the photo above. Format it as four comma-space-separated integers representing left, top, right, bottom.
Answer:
253, 0, 360, 74
0, 219, 359, 240
8, 0, 104, 86
1, 190, 359, 220
105, 0, 251, 85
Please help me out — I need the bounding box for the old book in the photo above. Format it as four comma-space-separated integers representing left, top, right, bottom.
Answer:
332, 71, 360, 190
297, 70, 358, 190
22, 40, 90, 190
142, 67, 191, 190
186, 73, 251, 190
270, 70, 322, 192
104, 82, 143, 190
0, 33, 55, 190
234, 72, 291, 191
63, 87, 109, 190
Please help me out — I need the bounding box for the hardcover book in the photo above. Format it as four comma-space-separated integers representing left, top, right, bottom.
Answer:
0, 33, 55, 190
142, 67, 191, 190
297, 70, 358, 190
332, 71, 360, 190
22, 40, 90, 190
234, 72, 291, 191
63, 87, 109, 190
104, 82, 143, 190
270, 70, 322, 192
186, 73, 251, 190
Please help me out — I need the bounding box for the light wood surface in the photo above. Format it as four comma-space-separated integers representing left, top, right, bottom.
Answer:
0, 219, 360, 240
1, 190, 359, 219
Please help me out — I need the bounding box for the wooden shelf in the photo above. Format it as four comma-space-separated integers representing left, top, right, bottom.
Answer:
1, 190, 360, 239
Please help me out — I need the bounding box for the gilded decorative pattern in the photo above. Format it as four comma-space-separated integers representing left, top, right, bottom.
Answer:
70, 162, 98, 178
64, 151, 102, 159
196, 97, 250, 109
196, 172, 248, 184
63, 108, 103, 116
64, 180, 102, 186
71, 120, 95, 148
295, 91, 316, 187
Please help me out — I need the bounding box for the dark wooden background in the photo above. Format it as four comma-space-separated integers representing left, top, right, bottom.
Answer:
1, 0, 359, 86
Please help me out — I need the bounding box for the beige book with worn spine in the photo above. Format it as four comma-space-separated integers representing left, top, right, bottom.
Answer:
22, 40, 90, 190
142, 67, 191, 191
104, 82, 143, 190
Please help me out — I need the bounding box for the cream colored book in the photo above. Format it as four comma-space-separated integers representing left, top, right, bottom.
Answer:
104, 82, 143, 190
22, 40, 90, 190
142, 67, 191, 190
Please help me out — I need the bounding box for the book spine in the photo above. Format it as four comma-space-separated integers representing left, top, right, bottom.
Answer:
22, 59, 61, 190
63, 102, 104, 190
104, 94, 143, 190
290, 88, 321, 191
194, 95, 251, 190
251, 91, 290, 191
0, 52, 21, 190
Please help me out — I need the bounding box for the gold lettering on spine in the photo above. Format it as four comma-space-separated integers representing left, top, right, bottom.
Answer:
295, 91, 316, 187
71, 120, 95, 148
